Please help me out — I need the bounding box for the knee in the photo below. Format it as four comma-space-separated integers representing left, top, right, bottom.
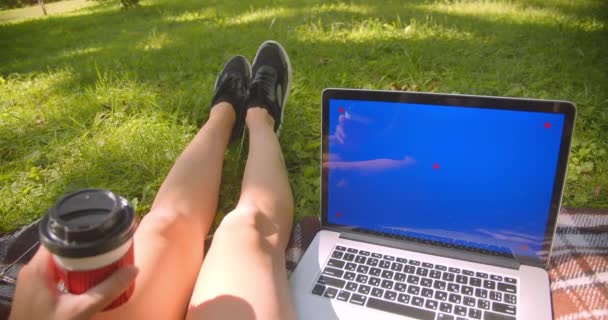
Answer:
138, 207, 204, 242
213, 206, 285, 254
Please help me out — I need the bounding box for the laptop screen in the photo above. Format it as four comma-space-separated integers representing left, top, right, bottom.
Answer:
325, 98, 566, 263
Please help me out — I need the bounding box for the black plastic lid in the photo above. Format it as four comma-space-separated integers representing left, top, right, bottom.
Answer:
39, 189, 136, 258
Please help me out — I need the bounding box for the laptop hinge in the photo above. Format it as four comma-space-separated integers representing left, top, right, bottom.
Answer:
339, 231, 521, 270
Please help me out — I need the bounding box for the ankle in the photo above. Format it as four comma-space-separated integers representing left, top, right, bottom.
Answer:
209, 102, 236, 125
246, 107, 275, 129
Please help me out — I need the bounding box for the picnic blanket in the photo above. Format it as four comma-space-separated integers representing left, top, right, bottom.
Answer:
1, 207, 606, 319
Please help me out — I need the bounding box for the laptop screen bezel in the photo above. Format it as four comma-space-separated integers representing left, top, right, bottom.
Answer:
321, 88, 576, 269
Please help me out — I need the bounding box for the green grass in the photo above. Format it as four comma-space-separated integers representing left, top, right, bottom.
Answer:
1, 0, 607, 232
0, 0, 95, 24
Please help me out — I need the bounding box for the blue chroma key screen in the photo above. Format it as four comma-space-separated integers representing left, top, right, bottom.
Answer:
326, 99, 565, 259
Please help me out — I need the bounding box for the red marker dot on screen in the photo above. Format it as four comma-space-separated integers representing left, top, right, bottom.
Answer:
544, 122, 551, 129
336, 212, 342, 218
433, 163, 440, 170
338, 107, 345, 113
521, 244, 528, 251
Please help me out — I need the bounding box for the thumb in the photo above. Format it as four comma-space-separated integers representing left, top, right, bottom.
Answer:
72, 266, 138, 316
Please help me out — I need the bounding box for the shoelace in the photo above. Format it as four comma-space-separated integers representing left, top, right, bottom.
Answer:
219, 73, 245, 97
250, 68, 276, 102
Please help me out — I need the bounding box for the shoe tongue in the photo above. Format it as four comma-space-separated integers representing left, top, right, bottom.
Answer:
254, 65, 277, 81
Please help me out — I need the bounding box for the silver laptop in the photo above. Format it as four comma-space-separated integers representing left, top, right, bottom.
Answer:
289, 89, 576, 320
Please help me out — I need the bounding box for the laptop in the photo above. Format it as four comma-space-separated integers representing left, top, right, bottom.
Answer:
289, 89, 576, 320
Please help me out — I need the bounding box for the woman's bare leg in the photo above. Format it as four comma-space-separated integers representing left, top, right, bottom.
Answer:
93, 103, 234, 320
187, 107, 296, 320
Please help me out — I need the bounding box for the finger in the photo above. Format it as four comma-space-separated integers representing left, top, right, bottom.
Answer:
20, 247, 55, 284
72, 266, 138, 315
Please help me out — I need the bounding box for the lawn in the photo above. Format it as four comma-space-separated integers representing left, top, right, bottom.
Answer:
0, 0, 607, 233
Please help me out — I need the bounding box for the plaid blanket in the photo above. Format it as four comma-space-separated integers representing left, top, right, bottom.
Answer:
1, 208, 606, 319
286, 208, 608, 320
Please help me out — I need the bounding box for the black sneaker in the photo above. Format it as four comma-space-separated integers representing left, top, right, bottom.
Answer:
246, 40, 292, 134
211, 55, 251, 143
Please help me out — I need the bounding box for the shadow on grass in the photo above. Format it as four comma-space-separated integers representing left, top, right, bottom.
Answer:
0, 0, 607, 230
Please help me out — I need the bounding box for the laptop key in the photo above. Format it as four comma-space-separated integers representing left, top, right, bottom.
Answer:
347, 248, 358, 254
358, 284, 371, 295
384, 255, 395, 261
448, 267, 460, 273
359, 250, 370, 256
323, 267, 344, 278
470, 278, 482, 287
477, 299, 490, 310
421, 278, 433, 287
317, 275, 345, 288
437, 314, 454, 320
407, 275, 420, 285
345, 282, 358, 292
397, 257, 407, 263
366, 297, 435, 320
331, 251, 343, 259
371, 287, 384, 298
345, 262, 357, 271
327, 259, 345, 269
475, 288, 488, 299
456, 275, 468, 284
391, 262, 404, 272
349, 293, 367, 306
462, 269, 474, 276
337, 290, 350, 302
476, 272, 488, 279
381, 270, 394, 279
435, 291, 447, 301
411, 296, 424, 307
355, 255, 366, 264
323, 287, 338, 299
369, 277, 381, 287
484, 311, 516, 320
384, 290, 397, 301
407, 285, 420, 295
497, 283, 517, 294
483, 280, 496, 290
372, 252, 382, 258
381, 279, 394, 290
468, 307, 482, 319
409, 260, 420, 266
355, 274, 368, 284
433, 280, 447, 290
439, 302, 453, 313
430, 270, 442, 279
370, 267, 382, 277
394, 272, 406, 282
404, 265, 416, 274
344, 271, 356, 281
504, 293, 517, 304
454, 305, 467, 316
356, 265, 369, 274
448, 293, 462, 304
335, 246, 346, 251
336, 290, 350, 301
379, 260, 391, 269
442, 273, 455, 282
421, 288, 434, 298
416, 267, 429, 277
343, 253, 355, 262
312, 284, 326, 296
492, 302, 517, 315
395, 282, 407, 292
425, 299, 438, 310
367, 258, 379, 267
422, 262, 433, 268
463, 296, 476, 307
448, 283, 460, 293
491, 275, 503, 281
490, 291, 502, 301
398, 293, 411, 304
435, 265, 447, 271
462, 285, 474, 295
504, 277, 517, 284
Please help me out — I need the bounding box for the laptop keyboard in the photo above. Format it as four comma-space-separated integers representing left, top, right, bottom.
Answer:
311, 245, 519, 320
